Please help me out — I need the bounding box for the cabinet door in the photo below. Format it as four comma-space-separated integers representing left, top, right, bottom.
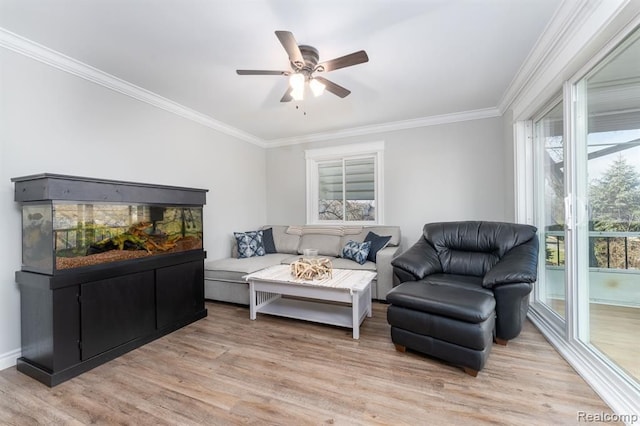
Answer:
19, 280, 81, 372
80, 271, 155, 360
156, 261, 204, 330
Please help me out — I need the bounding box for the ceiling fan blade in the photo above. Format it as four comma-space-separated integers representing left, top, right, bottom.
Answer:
280, 88, 293, 102
275, 30, 304, 68
318, 50, 369, 72
236, 70, 288, 75
314, 76, 351, 98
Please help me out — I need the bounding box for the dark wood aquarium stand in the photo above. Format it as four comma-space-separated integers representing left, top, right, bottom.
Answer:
12, 174, 208, 387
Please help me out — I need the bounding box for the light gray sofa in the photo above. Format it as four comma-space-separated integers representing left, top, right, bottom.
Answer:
204, 225, 402, 304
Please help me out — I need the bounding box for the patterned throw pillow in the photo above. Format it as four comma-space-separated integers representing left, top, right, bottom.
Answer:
341, 240, 372, 265
234, 230, 265, 258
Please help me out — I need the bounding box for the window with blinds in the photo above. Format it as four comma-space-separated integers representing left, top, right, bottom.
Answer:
306, 142, 383, 224
318, 157, 376, 221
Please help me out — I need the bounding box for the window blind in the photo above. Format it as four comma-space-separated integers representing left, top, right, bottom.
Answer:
318, 158, 375, 201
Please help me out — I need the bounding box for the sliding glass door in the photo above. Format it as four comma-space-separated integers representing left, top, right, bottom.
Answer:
532, 26, 640, 387
573, 29, 640, 383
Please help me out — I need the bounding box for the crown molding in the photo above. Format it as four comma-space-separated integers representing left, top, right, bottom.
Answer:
497, 0, 596, 114
0, 27, 266, 148
265, 107, 501, 148
500, 0, 639, 119
1, 27, 502, 150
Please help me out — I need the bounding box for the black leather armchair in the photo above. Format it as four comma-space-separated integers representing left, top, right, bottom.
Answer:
391, 221, 539, 342
386, 221, 539, 375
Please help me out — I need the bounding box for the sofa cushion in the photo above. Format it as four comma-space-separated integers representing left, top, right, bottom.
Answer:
205, 253, 292, 281
264, 225, 300, 254
330, 257, 377, 271
364, 231, 392, 262
286, 225, 304, 235
234, 230, 265, 258
301, 225, 348, 236
297, 233, 342, 257
341, 240, 371, 265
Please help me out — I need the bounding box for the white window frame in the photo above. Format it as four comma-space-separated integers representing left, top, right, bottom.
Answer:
305, 141, 384, 225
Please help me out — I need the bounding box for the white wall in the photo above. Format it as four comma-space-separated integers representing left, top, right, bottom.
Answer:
0, 48, 267, 369
266, 116, 509, 248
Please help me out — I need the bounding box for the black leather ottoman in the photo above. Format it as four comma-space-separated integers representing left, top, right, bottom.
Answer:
386, 281, 496, 376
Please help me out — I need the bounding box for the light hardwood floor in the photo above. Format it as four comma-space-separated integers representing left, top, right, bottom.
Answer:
550, 299, 640, 380
0, 301, 620, 425
590, 303, 640, 381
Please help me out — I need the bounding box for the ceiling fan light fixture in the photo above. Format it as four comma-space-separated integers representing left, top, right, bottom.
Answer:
290, 87, 304, 101
236, 31, 368, 103
309, 78, 326, 97
289, 73, 305, 90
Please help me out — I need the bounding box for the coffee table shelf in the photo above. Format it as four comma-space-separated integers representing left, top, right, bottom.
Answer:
257, 297, 362, 329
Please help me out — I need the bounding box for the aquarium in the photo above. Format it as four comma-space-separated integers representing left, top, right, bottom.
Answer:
13, 173, 208, 275
22, 202, 204, 274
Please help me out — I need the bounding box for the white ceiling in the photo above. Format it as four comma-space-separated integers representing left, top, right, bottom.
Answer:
0, 0, 562, 145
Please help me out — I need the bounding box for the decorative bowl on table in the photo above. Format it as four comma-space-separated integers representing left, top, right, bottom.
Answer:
302, 248, 319, 257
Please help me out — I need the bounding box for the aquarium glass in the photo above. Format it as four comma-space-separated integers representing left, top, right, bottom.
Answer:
21, 202, 203, 274
22, 203, 54, 274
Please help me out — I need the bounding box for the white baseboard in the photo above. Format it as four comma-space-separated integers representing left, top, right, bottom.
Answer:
0, 348, 20, 371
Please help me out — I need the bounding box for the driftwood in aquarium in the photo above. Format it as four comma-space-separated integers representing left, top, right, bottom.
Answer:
290, 257, 333, 280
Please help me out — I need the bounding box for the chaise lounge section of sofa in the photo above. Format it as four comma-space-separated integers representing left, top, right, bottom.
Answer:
204, 225, 402, 304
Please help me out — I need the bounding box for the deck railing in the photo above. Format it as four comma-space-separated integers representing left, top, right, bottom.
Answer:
545, 230, 640, 270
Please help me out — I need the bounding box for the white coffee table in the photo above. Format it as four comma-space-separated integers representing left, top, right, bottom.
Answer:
245, 264, 375, 339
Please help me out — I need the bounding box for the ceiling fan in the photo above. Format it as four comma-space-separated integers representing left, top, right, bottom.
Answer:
236, 30, 369, 102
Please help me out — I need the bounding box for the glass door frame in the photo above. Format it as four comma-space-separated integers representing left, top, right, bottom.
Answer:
567, 77, 593, 347
530, 95, 568, 338
564, 78, 590, 347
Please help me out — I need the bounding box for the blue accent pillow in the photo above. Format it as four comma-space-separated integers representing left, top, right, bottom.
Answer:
262, 227, 277, 254
234, 230, 265, 258
364, 231, 392, 262
341, 240, 371, 265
